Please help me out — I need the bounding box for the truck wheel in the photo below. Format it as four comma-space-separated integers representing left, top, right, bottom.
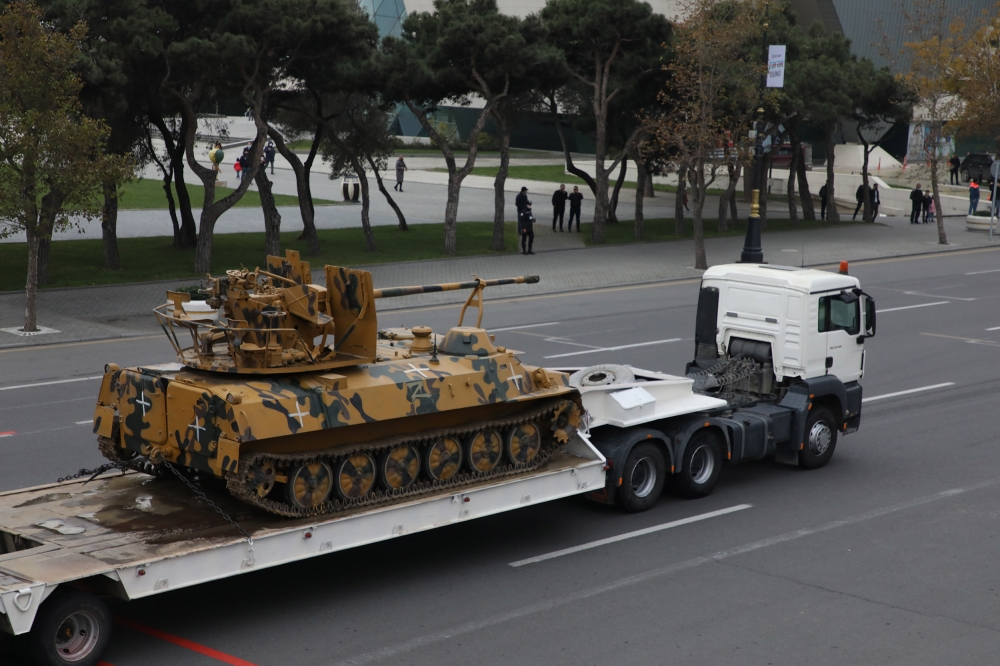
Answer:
27, 588, 111, 666
672, 430, 723, 499
615, 443, 665, 513
799, 407, 838, 469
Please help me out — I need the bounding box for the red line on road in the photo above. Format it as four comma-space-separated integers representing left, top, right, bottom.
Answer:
114, 617, 258, 666
0, 431, 14, 437
98, 662, 115, 666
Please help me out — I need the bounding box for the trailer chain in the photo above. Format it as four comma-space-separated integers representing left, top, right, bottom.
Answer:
162, 460, 254, 550
56, 461, 134, 484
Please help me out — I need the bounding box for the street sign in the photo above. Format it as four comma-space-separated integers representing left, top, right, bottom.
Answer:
767, 45, 786, 88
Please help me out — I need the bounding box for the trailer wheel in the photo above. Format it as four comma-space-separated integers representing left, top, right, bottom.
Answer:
799, 407, 837, 469
673, 430, 723, 499
615, 443, 665, 513
27, 588, 111, 666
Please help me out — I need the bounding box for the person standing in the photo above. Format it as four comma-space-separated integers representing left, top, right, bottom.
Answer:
394, 156, 407, 192
870, 183, 880, 219
567, 186, 583, 232
922, 191, 932, 223
264, 141, 276, 175
949, 154, 961, 185
910, 183, 923, 224
551, 184, 568, 231
516, 187, 534, 255
969, 179, 981, 215
852, 183, 865, 220
927, 197, 937, 225
819, 184, 828, 220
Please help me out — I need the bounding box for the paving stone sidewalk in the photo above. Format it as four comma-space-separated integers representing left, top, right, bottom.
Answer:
0, 214, 995, 349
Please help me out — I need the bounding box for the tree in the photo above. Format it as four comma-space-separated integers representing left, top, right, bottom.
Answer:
0, 1, 130, 331
384, 0, 527, 255
541, 0, 671, 243
651, 0, 760, 269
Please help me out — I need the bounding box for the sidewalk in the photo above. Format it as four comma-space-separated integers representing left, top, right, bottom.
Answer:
0, 214, 995, 348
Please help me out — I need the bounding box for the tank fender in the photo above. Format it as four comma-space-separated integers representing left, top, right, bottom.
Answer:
588, 426, 673, 503
671, 417, 732, 470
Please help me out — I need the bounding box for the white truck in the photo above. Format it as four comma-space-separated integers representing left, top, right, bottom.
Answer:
0, 263, 874, 666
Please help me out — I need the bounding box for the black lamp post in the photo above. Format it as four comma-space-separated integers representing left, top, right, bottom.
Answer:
740, 7, 769, 264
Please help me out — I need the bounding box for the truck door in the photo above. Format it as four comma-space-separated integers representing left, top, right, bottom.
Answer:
818, 292, 863, 383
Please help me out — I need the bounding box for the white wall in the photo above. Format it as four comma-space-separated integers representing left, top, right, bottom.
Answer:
402, 0, 687, 19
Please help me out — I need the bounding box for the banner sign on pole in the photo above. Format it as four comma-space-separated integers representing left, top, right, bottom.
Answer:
767, 45, 786, 88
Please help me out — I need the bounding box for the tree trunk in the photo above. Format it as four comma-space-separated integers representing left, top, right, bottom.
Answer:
860, 140, 872, 223
491, 123, 510, 251
795, 142, 816, 221
351, 156, 376, 253
101, 180, 121, 270
37, 236, 50, 286
633, 151, 645, 240
645, 172, 654, 198
787, 142, 799, 225
163, 171, 181, 246
692, 160, 708, 270
728, 167, 740, 227
760, 152, 771, 229
719, 159, 739, 232
444, 175, 461, 254
549, 98, 598, 195
23, 224, 39, 333
269, 125, 321, 255
254, 168, 282, 258
742, 157, 752, 202
367, 155, 407, 231
675, 166, 687, 236
151, 114, 197, 248
825, 129, 840, 223
194, 214, 219, 275
591, 119, 609, 242
930, 123, 947, 245
608, 158, 627, 225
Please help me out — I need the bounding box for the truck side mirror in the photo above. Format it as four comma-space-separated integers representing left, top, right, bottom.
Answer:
862, 294, 876, 338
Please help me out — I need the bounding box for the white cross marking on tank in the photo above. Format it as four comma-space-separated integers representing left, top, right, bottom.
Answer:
136, 391, 151, 416
289, 403, 309, 427
189, 419, 205, 442
404, 364, 430, 378
507, 365, 523, 391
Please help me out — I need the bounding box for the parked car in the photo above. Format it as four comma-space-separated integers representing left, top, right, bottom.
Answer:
768, 143, 813, 170
959, 153, 995, 185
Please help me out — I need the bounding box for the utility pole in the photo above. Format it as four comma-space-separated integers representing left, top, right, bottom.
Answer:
740, 5, 769, 264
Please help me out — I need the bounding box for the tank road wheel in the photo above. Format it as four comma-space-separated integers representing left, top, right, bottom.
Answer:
465, 429, 503, 474
246, 461, 277, 498
27, 588, 112, 666
381, 444, 421, 490
425, 437, 463, 482
335, 454, 376, 500
285, 462, 334, 509
505, 422, 541, 465
798, 407, 838, 470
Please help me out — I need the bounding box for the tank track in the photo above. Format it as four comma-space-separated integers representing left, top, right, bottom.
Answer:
226, 397, 580, 518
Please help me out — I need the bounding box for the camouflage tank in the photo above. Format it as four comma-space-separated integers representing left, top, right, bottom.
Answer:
93, 250, 582, 517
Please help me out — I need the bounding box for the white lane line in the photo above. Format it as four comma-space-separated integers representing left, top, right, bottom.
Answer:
544, 338, 683, 359
862, 382, 955, 403
903, 291, 976, 301
877, 301, 949, 313
0, 376, 103, 391
75, 420, 92, 425
986, 326, 1000, 331
489, 322, 560, 332
508, 504, 753, 568
332, 478, 1000, 666
966, 268, 1000, 275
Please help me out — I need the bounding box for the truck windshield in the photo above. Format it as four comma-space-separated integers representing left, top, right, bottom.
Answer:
818, 295, 860, 335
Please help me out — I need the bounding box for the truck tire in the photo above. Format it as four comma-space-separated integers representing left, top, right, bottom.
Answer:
672, 430, 723, 499
615, 442, 665, 513
799, 407, 838, 469
27, 588, 112, 666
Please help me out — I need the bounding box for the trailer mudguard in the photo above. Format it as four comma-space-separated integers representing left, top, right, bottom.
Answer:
670, 417, 733, 468
843, 381, 863, 433
588, 426, 673, 504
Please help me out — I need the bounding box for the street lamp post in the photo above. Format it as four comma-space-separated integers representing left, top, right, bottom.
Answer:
740, 6, 769, 264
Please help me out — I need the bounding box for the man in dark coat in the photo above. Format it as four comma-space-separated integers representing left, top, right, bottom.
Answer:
567, 186, 583, 231
870, 183, 880, 219
949, 154, 961, 185
852, 183, 866, 220
819, 184, 828, 220
910, 184, 923, 224
264, 141, 276, 175
551, 184, 569, 231
516, 187, 534, 254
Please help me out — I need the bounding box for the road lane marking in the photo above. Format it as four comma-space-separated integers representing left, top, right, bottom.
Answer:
986, 326, 1000, 331
0, 334, 160, 354
542, 337, 602, 349
508, 504, 753, 567
877, 301, 949, 313
490, 322, 560, 332
862, 383, 955, 403
75, 420, 92, 425
903, 291, 976, 301
333, 478, 1000, 666
0, 396, 93, 412
0, 376, 103, 391
0, 432, 14, 438
544, 338, 683, 359
115, 617, 257, 666
921, 332, 1000, 346
966, 268, 1000, 275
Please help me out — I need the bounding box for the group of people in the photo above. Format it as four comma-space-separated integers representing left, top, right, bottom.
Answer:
515, 184, 585, 255
908, 184, 937, 225
852, 183, 881, 221
231, 141, 277, 181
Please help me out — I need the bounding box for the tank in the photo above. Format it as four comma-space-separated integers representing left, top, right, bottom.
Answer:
93, 250, 582, 517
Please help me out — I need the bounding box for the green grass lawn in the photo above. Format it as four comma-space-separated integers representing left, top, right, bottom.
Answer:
0, 222, 520, 290
116, 178, 338, 210
285, 139, 542, 157
579, 216, 871, 246
435, 164, 727, 195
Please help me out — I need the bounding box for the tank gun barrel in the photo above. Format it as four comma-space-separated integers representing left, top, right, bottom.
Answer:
372, 275, 539, 299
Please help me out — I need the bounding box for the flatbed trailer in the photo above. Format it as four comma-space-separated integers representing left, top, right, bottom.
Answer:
0, 434, 604, 664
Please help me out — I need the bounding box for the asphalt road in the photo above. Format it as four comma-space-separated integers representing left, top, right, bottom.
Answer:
3, 246, 1000, 665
